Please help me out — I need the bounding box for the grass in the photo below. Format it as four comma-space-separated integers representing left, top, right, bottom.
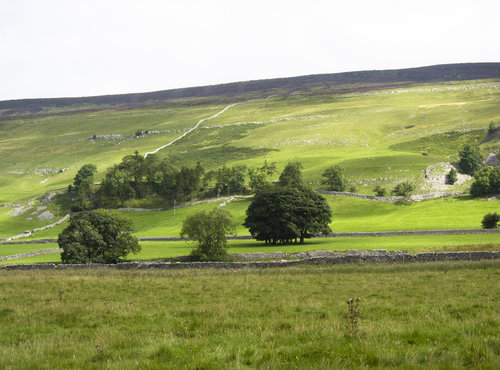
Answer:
0, 243, 57, 258
0, 261, 498, 368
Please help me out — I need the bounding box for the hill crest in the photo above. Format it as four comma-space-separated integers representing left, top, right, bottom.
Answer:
1, 63, 499, 118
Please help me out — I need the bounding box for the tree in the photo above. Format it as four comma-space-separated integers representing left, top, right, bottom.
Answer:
229, 165, 248, 194
215, 165, 233, 195
244, 186, 332, 245
101, 165, 136, 203
447, 168, 458, 185
76, 176, 95, 210
73, 164, 97, 191
482, 212, 500, 229
58, 209, 140, 264
322, 165, 348, 191
279, 162, 303, 187
120, 151, 148, 197
248, 168, 271, 193
261, 160, 277, 180
459, 145, 483, 175
392, 181, 415, 197
181, 208, 237, 261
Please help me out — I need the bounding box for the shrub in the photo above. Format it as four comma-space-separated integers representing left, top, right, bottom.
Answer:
392, 181, 415, 197
374, 185, 388, 197
482, 213, 500, 229
447, 168, 458, 185
488, 121, 496, 134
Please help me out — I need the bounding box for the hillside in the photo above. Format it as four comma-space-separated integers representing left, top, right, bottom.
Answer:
0, 63, 499, 244
1, 63, 500, 118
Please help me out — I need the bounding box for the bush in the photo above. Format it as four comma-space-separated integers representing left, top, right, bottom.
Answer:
482, 213, 500, 229
392, 181, 415, 197
181, 208, 237, 261
58, 210, 140, 264
374, 185, 388, 197
488, 121, 496, 134
447, 168, 458, 185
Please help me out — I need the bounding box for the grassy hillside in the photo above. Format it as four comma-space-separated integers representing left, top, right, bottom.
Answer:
2, 79, 499, 204
1, 65, 499, 253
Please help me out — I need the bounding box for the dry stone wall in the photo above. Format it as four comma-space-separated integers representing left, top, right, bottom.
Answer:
316, 189, 468, 202
1, 251, 499, 270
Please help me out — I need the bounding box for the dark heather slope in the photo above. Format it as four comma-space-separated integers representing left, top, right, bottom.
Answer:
1, 62, 499, 117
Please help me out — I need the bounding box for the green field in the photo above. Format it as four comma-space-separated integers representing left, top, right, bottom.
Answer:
2, 193, 498, 241
0, 262, 498, 368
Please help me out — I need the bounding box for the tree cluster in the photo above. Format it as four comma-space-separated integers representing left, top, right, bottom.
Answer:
100, 152, 205, 204
73, 153, 282, 208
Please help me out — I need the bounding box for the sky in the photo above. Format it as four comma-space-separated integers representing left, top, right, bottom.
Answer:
1, 0, 499, 101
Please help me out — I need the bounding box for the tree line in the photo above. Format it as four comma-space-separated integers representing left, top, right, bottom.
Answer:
70, 153, 281, 210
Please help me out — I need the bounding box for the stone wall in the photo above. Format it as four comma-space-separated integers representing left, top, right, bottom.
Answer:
316, 189, 468, 202
0, 248, 62, 262
1, 251, 498, 270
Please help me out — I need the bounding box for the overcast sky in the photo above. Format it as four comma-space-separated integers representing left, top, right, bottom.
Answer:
1, 0, 499, 101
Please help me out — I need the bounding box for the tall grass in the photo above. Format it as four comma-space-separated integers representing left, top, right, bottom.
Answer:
0, 261, 498, 368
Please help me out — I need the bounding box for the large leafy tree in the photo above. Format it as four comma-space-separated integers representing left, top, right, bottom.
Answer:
244, 186, 332, 245
181, 208, 237, 261
58, 209, 140, 264
459, 145, 483, 175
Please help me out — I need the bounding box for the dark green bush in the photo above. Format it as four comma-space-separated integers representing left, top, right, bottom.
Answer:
447, 168, 458, 185
482, 212, 500, 229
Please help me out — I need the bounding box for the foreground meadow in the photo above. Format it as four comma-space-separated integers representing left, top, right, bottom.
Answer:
0, 261, 498, 368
